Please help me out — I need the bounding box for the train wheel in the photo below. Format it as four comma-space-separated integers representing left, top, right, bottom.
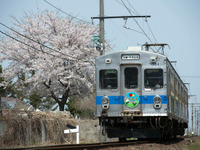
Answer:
119, 138, 126, 142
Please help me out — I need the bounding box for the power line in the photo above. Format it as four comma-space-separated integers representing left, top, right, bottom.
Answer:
43, 0, 92, 25
107, 20, 134, 45
125, 0, 158, 44
116, 0, 158, 45
126, 0, 140, 16
0, 30, 58, 58
145, 19, 158, 44
118, 0, 154, 44
182, 76, 200, 78
0, 22, 78, 61
115, 0, 139, 16
0, 24, 95, 65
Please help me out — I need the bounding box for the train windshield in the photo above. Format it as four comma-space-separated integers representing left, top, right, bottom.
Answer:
125, 67, 138, 88
99, 70, 117, 89
144, 69, 163, 89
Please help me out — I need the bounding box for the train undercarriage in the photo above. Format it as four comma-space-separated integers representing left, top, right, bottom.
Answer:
99, 116, 188, 141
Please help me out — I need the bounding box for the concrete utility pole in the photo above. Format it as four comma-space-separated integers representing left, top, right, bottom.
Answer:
99, 0, 105, 55
197, 120, 199, 136
192, 103, 194, 135
91, 0, 150, 56
195, 108, 196, 135
0, 95, 2, 116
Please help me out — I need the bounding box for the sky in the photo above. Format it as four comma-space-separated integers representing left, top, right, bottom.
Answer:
0, 0, 200, 131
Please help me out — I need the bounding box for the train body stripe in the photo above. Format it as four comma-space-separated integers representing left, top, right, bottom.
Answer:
96, 95, 168, 105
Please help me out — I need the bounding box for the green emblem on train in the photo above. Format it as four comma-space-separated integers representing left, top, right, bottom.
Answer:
124, 92, 140, 108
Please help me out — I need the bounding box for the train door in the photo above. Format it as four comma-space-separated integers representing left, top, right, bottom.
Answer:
121, 65, 142, 112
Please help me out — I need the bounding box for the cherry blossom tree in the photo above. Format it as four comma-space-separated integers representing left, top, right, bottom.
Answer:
0, 10, 99, 111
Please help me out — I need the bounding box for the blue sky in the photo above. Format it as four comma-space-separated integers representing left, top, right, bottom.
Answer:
0, 0, 200, 127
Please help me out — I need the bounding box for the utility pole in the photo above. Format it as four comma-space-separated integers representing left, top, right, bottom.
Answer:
0, 95, 2, 116
192, 103, 194, 135
91, 0, 150, 56
99, 0, 105, 55
197, 120, 199, 136
195, 108, 196, 135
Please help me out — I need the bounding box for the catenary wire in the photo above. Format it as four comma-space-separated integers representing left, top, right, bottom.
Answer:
115, 0, 158, 46
126, 0, 158, 43
0, 22, 89, 62
0, 30, 59, 58
125, 0, 158, 43
126, 0, 140, 16
109, 20, 136, 43
119, 0, 154, 44
0, 29, 94, 64
43, 0, 92, 25
181, 76, 200, 78
0, 22, 76, 60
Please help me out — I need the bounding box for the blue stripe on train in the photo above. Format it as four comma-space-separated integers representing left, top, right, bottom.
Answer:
96, 95, 168, 105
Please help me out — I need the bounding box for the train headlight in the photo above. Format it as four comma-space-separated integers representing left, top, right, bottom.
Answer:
102, 96, 109, 110
153, 95, 162, 109
102, 96, 109, 104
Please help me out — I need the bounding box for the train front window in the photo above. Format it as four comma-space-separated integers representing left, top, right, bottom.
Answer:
144, 69, 163, 89
125, 67, 138, 88
100, 70, 117, 89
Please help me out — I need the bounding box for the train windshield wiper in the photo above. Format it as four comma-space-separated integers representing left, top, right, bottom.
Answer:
153, 81, 160, 90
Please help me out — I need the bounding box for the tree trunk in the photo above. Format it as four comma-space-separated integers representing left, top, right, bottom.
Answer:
44, 81, 69, 111
58, 89, 69, 111
58, 102, 65, 111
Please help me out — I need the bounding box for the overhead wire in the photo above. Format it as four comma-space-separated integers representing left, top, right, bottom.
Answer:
115, 0, 158, 47
181, 76, 200, 78
126, 0, 140, 16
125, 0, 158, 43
43, 0, 104, 55
0, 22, 78, 61
119, 0, 154, 44
0, 30, 58, 58
109, 19, 135, 43
0, 24, 95, 65
146, 19, 158, 44
43, 0, 92, 25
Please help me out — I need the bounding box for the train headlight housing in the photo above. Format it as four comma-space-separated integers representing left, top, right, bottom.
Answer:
102, 96, 109, 110
153, 95, 162, 109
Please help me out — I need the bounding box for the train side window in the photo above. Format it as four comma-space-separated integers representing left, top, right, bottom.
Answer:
125, 67, 138, 89
99, 70, 117, 89
144, 69, 163, 89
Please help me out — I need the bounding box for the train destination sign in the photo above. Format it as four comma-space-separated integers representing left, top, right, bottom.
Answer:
121, 54, 140, 60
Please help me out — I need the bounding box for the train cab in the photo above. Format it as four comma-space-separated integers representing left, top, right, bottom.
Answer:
96, 46, 188, 140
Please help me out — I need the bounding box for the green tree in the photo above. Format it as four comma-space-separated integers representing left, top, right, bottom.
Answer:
29, 91, 42, 110
0, 65, 16, 97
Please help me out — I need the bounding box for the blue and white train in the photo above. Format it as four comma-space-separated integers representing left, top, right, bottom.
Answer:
96, 44, 188, 140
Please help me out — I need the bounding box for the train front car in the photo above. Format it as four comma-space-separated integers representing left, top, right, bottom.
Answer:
96, 46, 188, 140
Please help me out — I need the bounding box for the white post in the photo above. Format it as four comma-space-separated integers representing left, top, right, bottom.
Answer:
76, 125, 79, 144
64, 125, 79, 144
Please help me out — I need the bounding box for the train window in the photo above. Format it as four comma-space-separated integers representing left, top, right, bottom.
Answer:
144, 69, 163, 89
125, 67, 138, 88
99, 70, 117, 89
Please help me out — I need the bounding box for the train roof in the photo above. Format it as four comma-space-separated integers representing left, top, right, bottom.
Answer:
96, 46, 167, 60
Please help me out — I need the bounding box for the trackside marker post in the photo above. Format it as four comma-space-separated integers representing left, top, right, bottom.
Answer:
64, 125, 79, 144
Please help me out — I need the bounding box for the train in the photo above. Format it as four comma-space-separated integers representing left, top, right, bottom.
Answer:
95, 44, 188, 141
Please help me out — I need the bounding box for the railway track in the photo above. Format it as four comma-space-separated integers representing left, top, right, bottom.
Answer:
5, 140, 150, 150
4, 137, 192, 150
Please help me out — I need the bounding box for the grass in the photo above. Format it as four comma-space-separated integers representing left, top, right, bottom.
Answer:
187, 137, 200, 150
